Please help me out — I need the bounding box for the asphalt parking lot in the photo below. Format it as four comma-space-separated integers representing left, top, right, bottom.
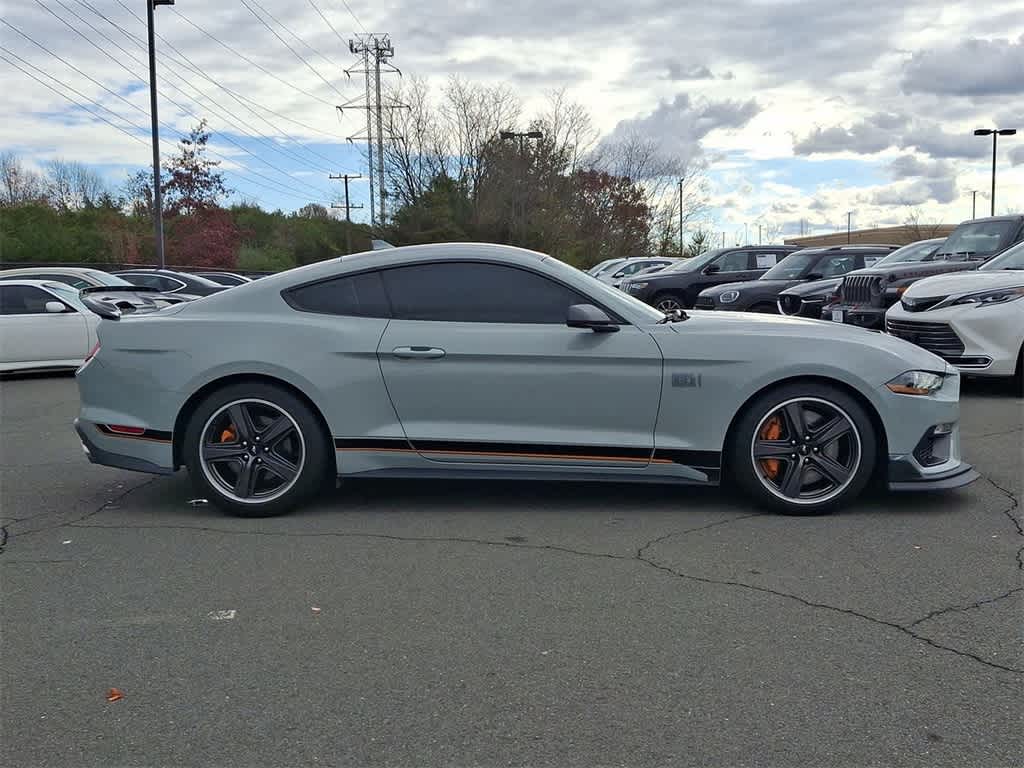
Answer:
1, 375, 1021, 767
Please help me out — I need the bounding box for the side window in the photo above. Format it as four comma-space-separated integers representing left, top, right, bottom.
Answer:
614, 262, 643, 277
753, 252, 780, 269
156, 277, 185, 292
287, 271, 391, 317
718, 251, 751, 272
119, 274, 157, 289
46, 274, 91, 289
0, 285, 56, 315
862, 255, 884, 268
381, 262, 589, 324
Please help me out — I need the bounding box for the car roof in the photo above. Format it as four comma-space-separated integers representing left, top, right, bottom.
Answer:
0, 266, 102, 275
0, 279, 68, 290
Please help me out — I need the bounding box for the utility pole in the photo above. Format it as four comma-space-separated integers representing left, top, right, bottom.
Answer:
678, 178, 684, 257
146, 0, 174, 269
974, 128, 1017, 216
330, 173, 363, 254
744, 222, 749, 245
758, 223, 762, 244
846, 211, 853, 243
339, 33, 406, 229
720, 231, 726, 248
970, 190, 977, 219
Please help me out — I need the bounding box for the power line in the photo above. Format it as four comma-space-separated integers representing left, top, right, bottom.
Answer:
238, 0, 345, 99
246, 0, 344, 74
169, 7, 336, 108
335, 0, 368, 34
31, 0, 329, 197
308, 0, 348, 46
0, 47, 326, 204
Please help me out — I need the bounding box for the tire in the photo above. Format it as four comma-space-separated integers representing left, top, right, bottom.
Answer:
654, 292, 687, 312
183, 382, 331, 517
728, 382, 877, 515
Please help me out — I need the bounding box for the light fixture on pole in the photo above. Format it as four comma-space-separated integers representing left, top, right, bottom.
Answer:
974, 128, 1017, 217
147, 0, 174, 270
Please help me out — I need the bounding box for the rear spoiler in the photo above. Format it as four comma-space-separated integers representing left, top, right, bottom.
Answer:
78, 285, 162, 320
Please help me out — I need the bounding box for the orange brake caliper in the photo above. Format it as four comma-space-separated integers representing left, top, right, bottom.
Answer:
759, 416, 783, 479
220, 426, 237, 443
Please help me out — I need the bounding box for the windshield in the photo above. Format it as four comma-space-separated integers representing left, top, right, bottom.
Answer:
936, 221, 1015, 259
664, 249, 727, 273
762, 250, 818, 279
872, 240, 941, 268
591, 259, 626, 276
85, 270, 134, 287
42, 282, 88, 311
544, 257, 665, 323
980, 240, 1024, 270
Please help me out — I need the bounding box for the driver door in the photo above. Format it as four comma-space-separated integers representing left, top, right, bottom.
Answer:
376, 260, 663, 466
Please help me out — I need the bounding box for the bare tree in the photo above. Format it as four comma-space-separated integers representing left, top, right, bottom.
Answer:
44, 159, 107, 211
383, 75, 451, 208
0, 152, 46, 206
904, 208, 945, 240
535, 88, 599, 174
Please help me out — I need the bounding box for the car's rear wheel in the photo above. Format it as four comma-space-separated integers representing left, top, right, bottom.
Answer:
729, 383, 876, 515
183, 383, 330, 517
654, 292, 686, 312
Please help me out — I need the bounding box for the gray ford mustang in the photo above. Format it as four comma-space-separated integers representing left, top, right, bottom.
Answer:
74, 243, 978, 517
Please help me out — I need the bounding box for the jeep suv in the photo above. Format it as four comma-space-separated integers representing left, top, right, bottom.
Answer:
824, 217, 1024, 329
620, 245, 800, 311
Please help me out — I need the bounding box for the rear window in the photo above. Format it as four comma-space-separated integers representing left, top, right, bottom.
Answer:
937, 221, 1016, 259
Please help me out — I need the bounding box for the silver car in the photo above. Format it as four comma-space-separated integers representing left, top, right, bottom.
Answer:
74, 243, 977, 517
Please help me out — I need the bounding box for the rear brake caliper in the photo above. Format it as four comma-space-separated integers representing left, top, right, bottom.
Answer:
760, 416, 783, 479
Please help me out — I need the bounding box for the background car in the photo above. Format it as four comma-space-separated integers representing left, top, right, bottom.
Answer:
696, 245, 897, 313
825, 217, 1024, 329
0, 266, 189, 309
886, 240, 1024, 391
195, 271, 253, 287
75, 243, 975, 519
620, 245, 801, 311
0, 280, 99, 372
596, 257, 676, 288
586, 258, 628, 277
112, 269, 229, 298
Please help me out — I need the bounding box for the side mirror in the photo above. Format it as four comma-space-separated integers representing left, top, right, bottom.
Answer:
804, 272, 823, 281
702, 263, 720, 275
45, 301, 67, 314
566, 304, 619, 333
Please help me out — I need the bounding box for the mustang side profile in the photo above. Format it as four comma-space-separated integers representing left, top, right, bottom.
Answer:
75, 244, 977, 517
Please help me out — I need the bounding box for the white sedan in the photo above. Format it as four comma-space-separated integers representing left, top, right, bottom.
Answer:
886, 241, 1024, 389
0, 280, 99, 372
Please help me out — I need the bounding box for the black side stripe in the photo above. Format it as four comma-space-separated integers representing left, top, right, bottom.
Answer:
335, 438, 721, 468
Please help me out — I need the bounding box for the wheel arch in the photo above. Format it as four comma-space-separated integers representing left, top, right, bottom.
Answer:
172, 373, 332, 469
722, 374, 889, 484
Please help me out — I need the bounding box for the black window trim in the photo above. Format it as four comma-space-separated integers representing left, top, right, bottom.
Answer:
282, 259, 630, 326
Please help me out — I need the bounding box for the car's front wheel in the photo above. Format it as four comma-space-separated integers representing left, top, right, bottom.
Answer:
183, 382, 330, 517
729, 383, 877, 515
654, 292, 687, 312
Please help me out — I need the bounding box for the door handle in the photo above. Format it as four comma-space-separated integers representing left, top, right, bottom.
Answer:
391, 346, 446, 360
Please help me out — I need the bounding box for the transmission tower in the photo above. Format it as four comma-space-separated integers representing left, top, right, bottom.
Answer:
337, 33, 406, 228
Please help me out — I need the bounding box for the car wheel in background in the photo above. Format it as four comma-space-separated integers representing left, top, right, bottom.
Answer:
183, 382, 331, 517
654, 293, 686, 312
728, 382, 877, 515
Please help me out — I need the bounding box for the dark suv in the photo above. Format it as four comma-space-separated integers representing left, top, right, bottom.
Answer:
695, 244, 898, 312
620, 245, 800, 311
824, 216, 1024, 329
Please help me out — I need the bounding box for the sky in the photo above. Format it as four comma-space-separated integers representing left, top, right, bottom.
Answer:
3, 0, 1024, 241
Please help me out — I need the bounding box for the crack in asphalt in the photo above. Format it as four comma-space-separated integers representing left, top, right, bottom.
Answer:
907, 587, 1024, 628
0, 524, 7, 555
984, 476, 1023, 572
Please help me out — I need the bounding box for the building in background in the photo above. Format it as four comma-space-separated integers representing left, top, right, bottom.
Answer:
785, 224, 956, 248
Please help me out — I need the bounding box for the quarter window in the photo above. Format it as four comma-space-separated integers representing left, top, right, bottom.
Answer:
287, 271, 391, 317
381, 262, 589, 324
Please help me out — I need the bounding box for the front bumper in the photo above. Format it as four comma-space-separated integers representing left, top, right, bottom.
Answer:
822, 303, 885, 329
75, 419, 175, 475
885, 302, 1024, 377
887, 457, 979, 491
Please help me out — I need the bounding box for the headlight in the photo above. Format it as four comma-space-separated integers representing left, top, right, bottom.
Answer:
630, 282, 648, 291
719, 290, 740, 304
939, 286, 1024, 308
886, 371, 945, 396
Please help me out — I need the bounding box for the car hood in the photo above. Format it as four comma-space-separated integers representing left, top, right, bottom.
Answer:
779, 277, 842, 298
846, 260, 981, 282
902, 269, 1024, 299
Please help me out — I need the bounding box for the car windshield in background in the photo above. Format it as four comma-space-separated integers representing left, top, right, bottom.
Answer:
936, 221, 1014, 259
85, 270, 134, 287
762, 251, 817, 279
668, 249, 727, 273
872, 241, 940, 268
980, 241, 1024, 270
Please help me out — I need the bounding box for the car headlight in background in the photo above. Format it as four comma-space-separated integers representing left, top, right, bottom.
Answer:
719, 290, 740, 304
629, 282, 648, 291
886, 371, 945, 396
938, 286, 1024, 308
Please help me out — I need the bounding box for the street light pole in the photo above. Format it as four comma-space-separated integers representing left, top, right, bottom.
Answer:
974, 128, 1018, 217
146, 0, 174, 269
678, 178, 684, 257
